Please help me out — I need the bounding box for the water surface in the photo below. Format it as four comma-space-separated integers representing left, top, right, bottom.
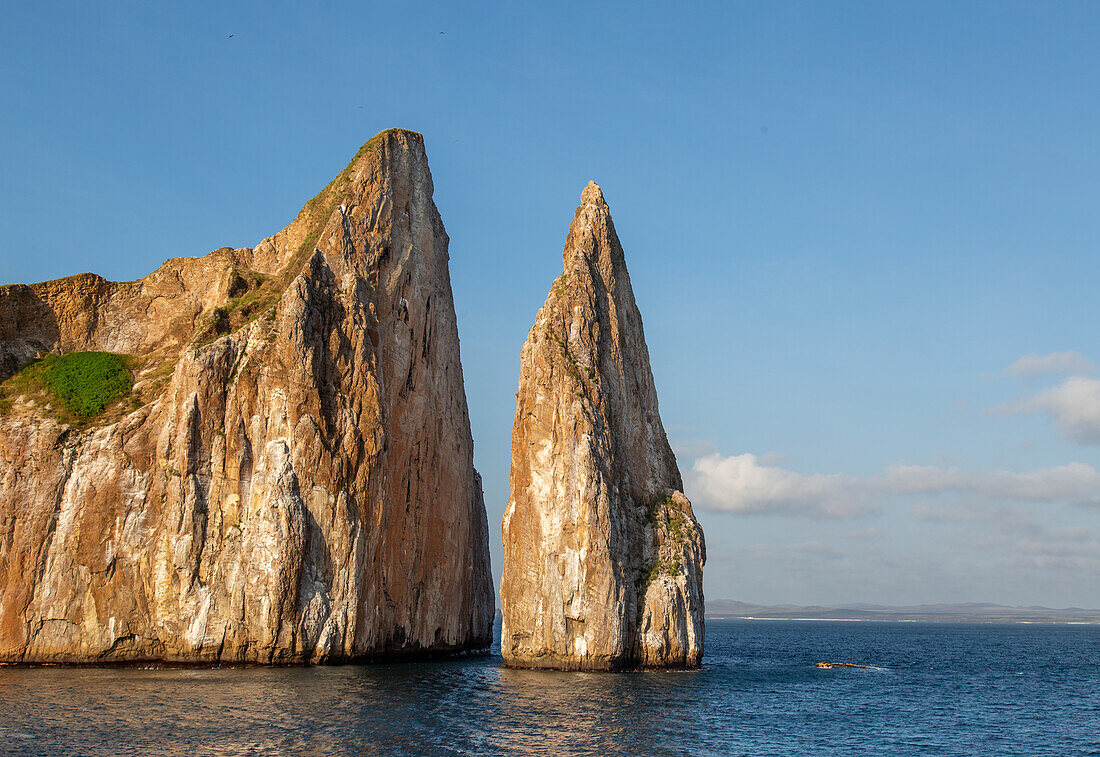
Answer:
1, 620, 1097, 755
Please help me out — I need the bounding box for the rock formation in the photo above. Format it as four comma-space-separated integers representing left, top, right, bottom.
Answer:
500, 182, 705, 670
0, 129, 495, 663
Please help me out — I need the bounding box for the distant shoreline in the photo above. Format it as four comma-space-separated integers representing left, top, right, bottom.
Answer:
705, 600, 1100, 625
707, 615, 1100, 625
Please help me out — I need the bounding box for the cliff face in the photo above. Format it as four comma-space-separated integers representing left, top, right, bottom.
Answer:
500, 182, 705, 670
0, 129, 495, 663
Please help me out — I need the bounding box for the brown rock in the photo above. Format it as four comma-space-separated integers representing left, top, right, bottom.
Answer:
0, 129, 494, 663
500, 181, 705, 670
816, 662, 872, 669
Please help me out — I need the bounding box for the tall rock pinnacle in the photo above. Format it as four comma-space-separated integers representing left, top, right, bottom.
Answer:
501, 181, 706, 670
0, 129, 494, 663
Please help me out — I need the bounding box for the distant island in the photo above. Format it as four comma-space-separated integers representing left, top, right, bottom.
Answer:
708, 599, 1100, 624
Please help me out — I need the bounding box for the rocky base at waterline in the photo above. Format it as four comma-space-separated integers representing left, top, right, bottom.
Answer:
500, 182, 705, 671
0, 129, 494, 664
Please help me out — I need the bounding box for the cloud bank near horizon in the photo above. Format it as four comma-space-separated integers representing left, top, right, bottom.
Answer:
685, 453, 1100, 518
674, 350, 1100, 605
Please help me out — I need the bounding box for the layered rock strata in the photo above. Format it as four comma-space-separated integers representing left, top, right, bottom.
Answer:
0, 129, 495, 663
501, 182, 705, 670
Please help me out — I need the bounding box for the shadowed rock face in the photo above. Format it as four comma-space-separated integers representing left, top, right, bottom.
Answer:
0, 129, 494, 663
501, 182, 705, 671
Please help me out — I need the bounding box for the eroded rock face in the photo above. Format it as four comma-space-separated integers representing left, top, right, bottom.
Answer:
501, 182, 705, 670
0, 129, 495, 663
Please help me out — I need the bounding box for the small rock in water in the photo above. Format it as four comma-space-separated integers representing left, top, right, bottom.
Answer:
816, 661, 871, 669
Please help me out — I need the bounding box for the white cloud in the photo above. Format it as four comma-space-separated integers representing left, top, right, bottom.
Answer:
1004, 351, 1094, 377
886, 462, 1100, 504
686, 453, 1100, 517
685, 453, 873, 517
995, 376, 1100, 444
708, 517, 1100, 605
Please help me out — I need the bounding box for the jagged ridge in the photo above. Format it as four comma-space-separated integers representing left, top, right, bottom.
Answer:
0, 129, 494, 664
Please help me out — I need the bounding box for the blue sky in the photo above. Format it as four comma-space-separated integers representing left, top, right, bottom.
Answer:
3, 1, 1100, 606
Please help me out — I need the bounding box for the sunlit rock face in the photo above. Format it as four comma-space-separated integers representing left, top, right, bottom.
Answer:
500, 182, 705, 670
0, 129, 494, 663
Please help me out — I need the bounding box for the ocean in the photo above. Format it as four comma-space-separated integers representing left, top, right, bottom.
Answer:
1, 619, 1097, 756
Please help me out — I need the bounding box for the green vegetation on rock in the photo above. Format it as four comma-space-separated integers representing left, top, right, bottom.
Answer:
636, 493, 688, 605
191, 268, 281, 348
641, 557, 683, 589
4, 352, 136, 421
643, 493, 676, 524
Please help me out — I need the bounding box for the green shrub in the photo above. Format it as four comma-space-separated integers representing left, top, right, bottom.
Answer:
192, 286, 281, 347
12, 352, 134, 421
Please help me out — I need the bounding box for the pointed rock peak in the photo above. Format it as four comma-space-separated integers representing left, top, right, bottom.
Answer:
502, 185, 706, 671
311, 128, 427, 204
349, 128, 426, 168
581, 180, 606, 207
561, 180, 626, 285
280, 128, 435, 275
299, 128, 427, 209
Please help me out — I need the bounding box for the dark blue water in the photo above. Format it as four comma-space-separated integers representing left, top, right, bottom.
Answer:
1, 620, 1098, 756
